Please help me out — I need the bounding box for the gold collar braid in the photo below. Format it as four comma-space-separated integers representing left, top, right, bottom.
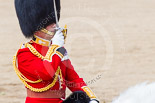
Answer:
32, 35, 51, 47
13, 43, 63, 92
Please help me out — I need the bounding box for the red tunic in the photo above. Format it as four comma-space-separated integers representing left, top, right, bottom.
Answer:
25, 97, 63, 103
17, 40, 88, 103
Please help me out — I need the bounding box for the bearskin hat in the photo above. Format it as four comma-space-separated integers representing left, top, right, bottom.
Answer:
15, 0, 61, 38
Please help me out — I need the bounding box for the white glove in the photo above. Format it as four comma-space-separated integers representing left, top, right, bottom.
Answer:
52, 28, 64, 47
89, 100, 99, 103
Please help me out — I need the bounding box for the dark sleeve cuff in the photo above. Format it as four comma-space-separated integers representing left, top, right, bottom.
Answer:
56, 47, 66, 56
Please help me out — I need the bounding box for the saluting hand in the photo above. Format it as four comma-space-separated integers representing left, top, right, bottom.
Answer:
52, 28, 64, 47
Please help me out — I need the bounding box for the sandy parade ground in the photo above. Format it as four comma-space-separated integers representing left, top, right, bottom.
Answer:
1, 0, 155, 103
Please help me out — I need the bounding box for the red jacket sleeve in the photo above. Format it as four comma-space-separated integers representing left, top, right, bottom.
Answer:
64, 59, 87, 92
63, 55, 97, 100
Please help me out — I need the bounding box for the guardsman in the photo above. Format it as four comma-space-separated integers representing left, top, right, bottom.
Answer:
13, 0, 99, 103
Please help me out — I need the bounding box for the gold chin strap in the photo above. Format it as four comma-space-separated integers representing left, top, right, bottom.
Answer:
41, 28, 55, 36
41, 25, 68, 41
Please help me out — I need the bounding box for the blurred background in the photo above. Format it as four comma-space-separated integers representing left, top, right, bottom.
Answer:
0, 0, 155, 103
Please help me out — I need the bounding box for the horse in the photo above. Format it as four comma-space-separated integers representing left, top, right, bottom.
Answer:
112, 82, 155, 103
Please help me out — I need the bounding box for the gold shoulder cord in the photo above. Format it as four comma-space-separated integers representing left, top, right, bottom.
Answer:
13, 43, 63, 92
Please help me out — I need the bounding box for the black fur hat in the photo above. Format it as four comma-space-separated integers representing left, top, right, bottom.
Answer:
15, 0, 61, 38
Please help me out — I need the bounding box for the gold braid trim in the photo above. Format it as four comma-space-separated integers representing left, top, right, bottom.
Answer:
44, 45, 59, 61
13, 55, 42, 83
81, 86, 97, 99
26, 43, 59, 61
26, 43, 45, 60
13, 43, 63, 92
56, 51, 64, 59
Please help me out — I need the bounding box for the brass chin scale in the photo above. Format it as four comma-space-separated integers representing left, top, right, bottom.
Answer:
40, 25, 67, 42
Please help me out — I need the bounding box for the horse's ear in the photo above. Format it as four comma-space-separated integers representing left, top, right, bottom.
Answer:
63, 91, 91, 103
